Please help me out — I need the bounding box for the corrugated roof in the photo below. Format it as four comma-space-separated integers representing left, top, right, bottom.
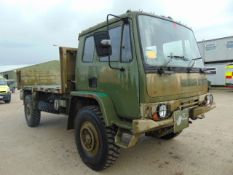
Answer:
79, 10, 192, 37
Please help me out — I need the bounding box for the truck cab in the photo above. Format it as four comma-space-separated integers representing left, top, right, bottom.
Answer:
69, 11, 215, 170
75, 10, 215, 139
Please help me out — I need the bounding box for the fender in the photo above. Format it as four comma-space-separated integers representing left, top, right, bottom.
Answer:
69, 91, 132, 129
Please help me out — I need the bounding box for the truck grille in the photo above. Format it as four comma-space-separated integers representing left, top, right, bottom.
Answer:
0, 91, 6, 93
180, 98, 199, 109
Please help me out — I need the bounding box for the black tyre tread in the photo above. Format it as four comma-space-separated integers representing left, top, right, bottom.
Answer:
160, 132, 181, 140
24, 95, 41, 127
76, 105, 120, 170
146, 130, 181, 140
5, 99, 11, 103
85, 106, 120, 169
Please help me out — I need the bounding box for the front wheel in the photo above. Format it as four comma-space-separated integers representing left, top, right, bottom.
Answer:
4, 95, 11, 103
75, 106, 120, 171
159, 131, 181, 140
146, 129, 182, 140
24, 95, 41, 127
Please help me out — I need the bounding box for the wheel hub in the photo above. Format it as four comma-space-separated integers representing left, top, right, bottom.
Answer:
80, 121, 99, 155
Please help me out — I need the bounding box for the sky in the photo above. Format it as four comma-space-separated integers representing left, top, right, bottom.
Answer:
0, 0, 233, 71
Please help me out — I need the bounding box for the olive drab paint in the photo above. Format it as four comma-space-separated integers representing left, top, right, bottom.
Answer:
18, 11, 216, 170
19, 10, 215, 137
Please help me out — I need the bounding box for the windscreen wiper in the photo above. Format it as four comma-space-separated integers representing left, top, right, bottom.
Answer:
187, 57, 202, 72
158, 54, 189, 74
157, 67, 174, 74
200, 68, 216, 74
164, 54, 189, 67
168, 55, 189, 61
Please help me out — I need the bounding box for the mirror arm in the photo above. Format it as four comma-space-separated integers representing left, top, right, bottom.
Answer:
106, 14, 128, 72
119, 23, 125, 62
107, 56, 125, 72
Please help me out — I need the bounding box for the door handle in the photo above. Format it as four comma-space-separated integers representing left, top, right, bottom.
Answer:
88, 77, 97, 88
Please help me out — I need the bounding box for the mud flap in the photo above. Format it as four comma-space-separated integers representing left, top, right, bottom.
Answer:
173, 109, 189, 133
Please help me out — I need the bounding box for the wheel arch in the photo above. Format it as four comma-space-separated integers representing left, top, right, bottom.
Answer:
67, 91, 118, 130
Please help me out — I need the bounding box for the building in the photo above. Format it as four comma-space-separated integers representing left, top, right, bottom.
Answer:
198, 36, 233, 86
0, 69, 17, 80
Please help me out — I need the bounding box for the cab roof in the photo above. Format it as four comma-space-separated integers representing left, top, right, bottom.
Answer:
79, 10, 191, 37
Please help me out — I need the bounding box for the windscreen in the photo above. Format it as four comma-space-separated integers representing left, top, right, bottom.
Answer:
0, 80, 7, 85
138, 15, 204, 68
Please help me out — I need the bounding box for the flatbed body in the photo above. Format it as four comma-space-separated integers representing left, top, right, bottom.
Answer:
17, 47, 77, 95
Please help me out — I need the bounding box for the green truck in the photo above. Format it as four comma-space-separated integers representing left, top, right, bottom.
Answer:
18, 11, 215, 170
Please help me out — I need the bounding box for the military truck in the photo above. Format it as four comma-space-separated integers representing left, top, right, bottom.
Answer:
18, 11, 215, 170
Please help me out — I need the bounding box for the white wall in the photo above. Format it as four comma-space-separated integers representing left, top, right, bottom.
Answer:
205, 62, 233, 86
198, 36, 233, 62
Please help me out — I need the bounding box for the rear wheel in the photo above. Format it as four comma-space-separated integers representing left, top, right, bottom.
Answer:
75, 106, 120, 171
24, 95, 41, 127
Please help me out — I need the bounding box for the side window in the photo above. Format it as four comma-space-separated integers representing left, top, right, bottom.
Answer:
100, 27, 121, 62
205, 43, 216, 51
110, 27, 121, 61
100, 24, 132, 62
226, 41, 233, 49
122, 24, 132, 62
83, 36, 95, 62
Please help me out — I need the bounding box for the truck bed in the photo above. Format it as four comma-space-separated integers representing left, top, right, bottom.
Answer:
17, 47, 77, 94
22, 85, 62, 93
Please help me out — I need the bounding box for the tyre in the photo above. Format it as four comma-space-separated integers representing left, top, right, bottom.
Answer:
159, 131, 181, 140
75, 106, 120, 171
146, 130, 181, 140
4, 95, 11, 103
24, 95, 41, 127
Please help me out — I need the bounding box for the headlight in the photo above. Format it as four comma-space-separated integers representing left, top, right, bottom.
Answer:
204, 94, 213, 106
157, 104, 168, 119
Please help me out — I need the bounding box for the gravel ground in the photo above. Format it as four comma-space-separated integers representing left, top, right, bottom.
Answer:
0, 90, 232, 175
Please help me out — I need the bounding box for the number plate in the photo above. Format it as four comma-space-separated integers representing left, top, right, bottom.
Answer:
173, 109, 189, 133
0, 96, 3, 99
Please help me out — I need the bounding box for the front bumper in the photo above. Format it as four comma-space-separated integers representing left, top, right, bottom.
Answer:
133, 118, 173, 134
116, 103, 216, 148
0, 93, 11, 101
133, 103, 215, 134
190, 103, 216, 118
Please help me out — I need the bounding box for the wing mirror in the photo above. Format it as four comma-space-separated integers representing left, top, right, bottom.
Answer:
94, 31, 112, 57
100, 39, 111, 47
